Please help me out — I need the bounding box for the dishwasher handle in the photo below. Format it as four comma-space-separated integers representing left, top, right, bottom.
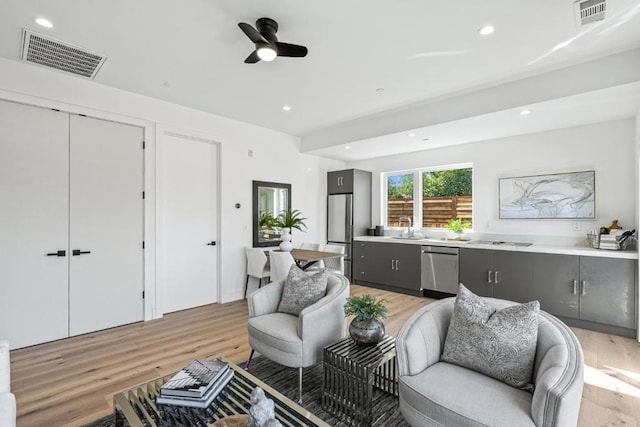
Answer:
421, 246, 459, 255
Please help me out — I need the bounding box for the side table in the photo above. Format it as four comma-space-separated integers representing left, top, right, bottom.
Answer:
322, 335, 398, 426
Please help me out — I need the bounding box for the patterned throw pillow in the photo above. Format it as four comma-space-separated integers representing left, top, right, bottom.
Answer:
277, 265, 329, 316
441, 284, 540, 389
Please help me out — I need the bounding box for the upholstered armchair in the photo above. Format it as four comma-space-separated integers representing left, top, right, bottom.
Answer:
246, 273, 350, 403
0, 340, 16, 427
396, 298, 584, 427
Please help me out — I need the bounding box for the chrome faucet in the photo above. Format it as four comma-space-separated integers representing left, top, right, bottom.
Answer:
398, 216, 413, 237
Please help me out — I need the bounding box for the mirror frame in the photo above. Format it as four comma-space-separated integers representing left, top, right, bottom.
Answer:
252, 180, 292, 248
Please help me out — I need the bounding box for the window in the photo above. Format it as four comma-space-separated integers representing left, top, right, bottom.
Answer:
384, 165, 472, 229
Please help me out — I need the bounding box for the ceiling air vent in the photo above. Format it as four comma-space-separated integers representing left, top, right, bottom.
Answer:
574, 0, 606, 27
21, 29, 107, 79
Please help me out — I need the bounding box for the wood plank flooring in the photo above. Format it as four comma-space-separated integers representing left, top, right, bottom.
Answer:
9, 284, 640, 426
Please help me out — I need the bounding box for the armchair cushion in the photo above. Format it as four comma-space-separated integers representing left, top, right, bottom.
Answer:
277, 265, 328, 315
442, 284, 540, 389
400, 362, 535, 427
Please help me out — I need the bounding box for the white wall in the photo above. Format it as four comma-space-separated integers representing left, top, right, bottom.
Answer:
349, 119, 637, 243
0, 57, 345, 311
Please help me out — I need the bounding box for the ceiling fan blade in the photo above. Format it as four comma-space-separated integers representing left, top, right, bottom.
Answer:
238, 22, 267, 44
244, 50, 261, 64
275, 42, 308, 58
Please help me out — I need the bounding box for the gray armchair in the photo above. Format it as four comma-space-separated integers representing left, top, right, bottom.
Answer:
246, 273, 350, 403
396, 298, 584, 427
0, 340, 16, 427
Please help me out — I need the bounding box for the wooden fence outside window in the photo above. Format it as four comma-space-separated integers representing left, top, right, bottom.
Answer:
387, 196, 472, 228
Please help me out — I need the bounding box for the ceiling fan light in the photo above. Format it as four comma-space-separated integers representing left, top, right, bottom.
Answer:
257, 46, 277, 61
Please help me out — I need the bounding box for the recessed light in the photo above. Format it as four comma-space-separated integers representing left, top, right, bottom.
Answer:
520, 109, 532, 115
375, 88, 384, 92
478, 25, 494, 36
35, 17, 53, 28
408, 133, 416, 137
345, 146, 351, 150
282, 105, 291, 111
423, 138, 430, 141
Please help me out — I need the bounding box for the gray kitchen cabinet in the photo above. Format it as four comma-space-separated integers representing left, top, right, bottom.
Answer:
458, 248, 533, 301
328, 170, 354, 194
532, 253, 580, 319
353, 241, 421, 295
579, 257, 636, 329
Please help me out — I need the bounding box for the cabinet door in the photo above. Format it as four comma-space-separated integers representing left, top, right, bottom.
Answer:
492, 251, 533, 302
532, 254, 579, 318
0, 101, 70, 349
391, 243, 421, 291
579, 257, 636, 329
353, 242, 392, 285
459, 248, 492, 297
327, 170, 353, 194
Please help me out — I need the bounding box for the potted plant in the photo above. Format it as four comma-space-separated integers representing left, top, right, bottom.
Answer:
275, 209, 307, 252
445, 218, 471, 239
258, 211, 277, 229
344, 294, 387, 345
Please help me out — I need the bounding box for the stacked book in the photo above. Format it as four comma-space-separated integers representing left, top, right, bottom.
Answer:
156, 359, 234, 408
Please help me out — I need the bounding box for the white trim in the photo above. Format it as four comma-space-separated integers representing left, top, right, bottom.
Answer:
155, 124, 223, 315
382, 163, 474, 230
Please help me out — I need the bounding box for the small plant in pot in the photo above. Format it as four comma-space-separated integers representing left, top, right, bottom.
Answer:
344, 294, 388, 345
445, 218, 471, 239
275, 209, 307, 252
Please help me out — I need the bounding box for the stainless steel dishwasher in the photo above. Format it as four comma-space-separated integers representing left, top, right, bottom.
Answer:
421, 246, 459, 295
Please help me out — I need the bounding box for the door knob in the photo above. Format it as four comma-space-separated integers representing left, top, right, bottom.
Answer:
72, 249, 91, 256
46, 250, 66, 257
206, 241, 217, 246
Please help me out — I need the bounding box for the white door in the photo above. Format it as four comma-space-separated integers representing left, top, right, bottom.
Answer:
0, 100, 70, 348
162, 134, 218, 312
69, 115, 144, 335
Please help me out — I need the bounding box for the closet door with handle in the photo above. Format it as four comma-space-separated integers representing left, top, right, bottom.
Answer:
0, 100, 70, 348
69, 115, 144, 335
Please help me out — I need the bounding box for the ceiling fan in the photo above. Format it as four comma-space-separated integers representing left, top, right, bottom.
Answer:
238, 17, 308, 63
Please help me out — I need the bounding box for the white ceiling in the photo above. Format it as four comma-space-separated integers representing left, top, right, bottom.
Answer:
1, 0, 640, 161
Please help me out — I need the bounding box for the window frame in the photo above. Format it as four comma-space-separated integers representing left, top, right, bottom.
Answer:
382, 162, 473, 231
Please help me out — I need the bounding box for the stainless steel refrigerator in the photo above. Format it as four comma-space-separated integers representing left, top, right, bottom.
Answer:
327, 194, 353, 279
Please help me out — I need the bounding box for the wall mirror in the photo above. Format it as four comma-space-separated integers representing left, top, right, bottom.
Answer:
253, 180, 291, 247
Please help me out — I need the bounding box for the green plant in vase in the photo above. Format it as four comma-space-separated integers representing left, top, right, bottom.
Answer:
275, 209, 307, 251
344, 294, 387, 345
445, 218, 471, 239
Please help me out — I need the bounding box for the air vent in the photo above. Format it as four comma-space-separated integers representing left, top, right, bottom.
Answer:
21, 29, 106, 79
574, 0, 606, 26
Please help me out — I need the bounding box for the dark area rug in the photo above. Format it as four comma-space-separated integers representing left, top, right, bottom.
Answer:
84, 356, 407, 426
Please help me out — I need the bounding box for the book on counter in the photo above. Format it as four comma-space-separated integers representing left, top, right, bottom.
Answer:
156, 367, 234, 408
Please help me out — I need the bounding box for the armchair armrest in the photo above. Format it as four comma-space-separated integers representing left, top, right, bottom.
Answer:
298, 274, 350, 365
531, 314, 584, 427
247, 281, 284, 318
396, 298, 454, 377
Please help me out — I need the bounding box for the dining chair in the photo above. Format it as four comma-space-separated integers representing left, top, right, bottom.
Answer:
320, 244, 345, 274
269, 251, 295, 282
300, 242, 320, 251
245, 248, 270, 298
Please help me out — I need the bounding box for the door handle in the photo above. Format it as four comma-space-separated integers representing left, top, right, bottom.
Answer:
494, 271, 499, 284
391, 259, 395, 270
572, 280, 578, 294
487, 270, 493, 284
72, 249, 91, 256
206, 241, 217, 246
581, 280, 587, 296
396, 260, 400, 270
46, 250, 66, 257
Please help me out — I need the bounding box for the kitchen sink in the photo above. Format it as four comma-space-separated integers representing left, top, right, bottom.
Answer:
470, 240, 533, 247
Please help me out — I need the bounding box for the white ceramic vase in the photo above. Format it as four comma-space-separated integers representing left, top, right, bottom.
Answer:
279, 227, 293, 252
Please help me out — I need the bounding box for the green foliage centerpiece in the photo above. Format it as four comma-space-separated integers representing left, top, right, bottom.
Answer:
344, 295, 388, 345
445, 218, 471, 240
275, 209, 307, 252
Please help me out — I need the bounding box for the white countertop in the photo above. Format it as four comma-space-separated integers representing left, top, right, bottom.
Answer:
354, 235, 638, 259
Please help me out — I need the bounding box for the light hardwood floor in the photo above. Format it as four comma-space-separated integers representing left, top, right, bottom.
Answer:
9, 284, 640, 426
